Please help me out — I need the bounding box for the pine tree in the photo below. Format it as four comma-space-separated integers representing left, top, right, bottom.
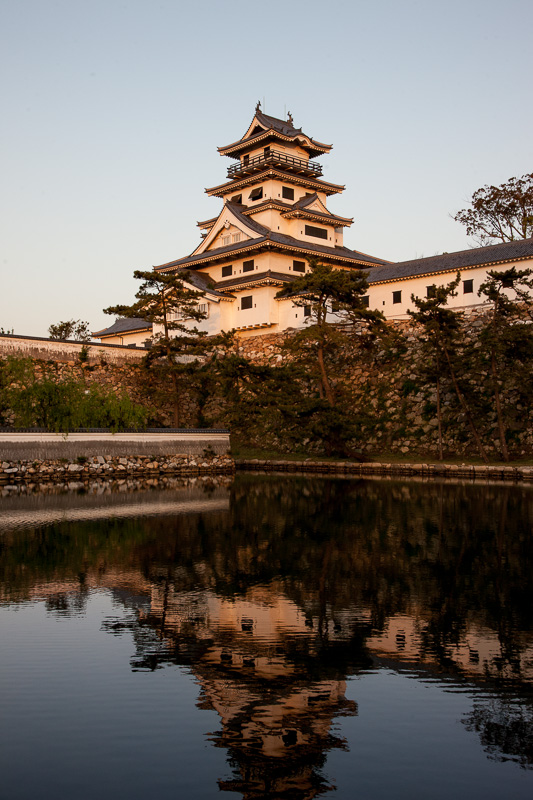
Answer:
104, 269, 221, 427
276, 259, 385, 406
477, 267, 533, 460
408, 274, 488, 462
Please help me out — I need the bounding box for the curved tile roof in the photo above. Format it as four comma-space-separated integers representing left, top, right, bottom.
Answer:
366, 237, 533, 284
93, 317, 151, 337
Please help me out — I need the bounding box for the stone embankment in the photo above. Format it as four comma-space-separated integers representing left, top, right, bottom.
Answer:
235, 316, 533, 459
235, 459, 533, 482
0, 454, 234, 485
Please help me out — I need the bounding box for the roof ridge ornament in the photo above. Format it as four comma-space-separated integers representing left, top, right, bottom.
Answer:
287, 111, 293, 125
255, 100, 261, 113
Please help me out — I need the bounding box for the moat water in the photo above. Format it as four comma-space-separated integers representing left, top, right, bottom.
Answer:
1, 474, 532, 799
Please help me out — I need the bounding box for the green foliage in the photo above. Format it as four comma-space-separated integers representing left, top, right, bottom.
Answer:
408, 274, 489, 462
475, 267, 533, 460
401, 379, 419, 396
104, 268, 232, 427
0, 357, 147, 431
276, 259, 385, 404
48, 319, 92, 341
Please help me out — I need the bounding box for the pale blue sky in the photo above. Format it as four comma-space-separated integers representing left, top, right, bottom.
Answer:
1, 0, 532, 336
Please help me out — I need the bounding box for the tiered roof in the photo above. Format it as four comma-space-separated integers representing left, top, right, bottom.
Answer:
155, 106, 389, 290
218, 104, 332, 159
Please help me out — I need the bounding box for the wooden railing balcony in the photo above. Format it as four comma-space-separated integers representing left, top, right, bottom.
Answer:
227, 149, 323, 180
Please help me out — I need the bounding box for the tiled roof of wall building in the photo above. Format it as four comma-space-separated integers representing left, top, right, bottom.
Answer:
366, 237, 533, 285
93, 317, 152, 337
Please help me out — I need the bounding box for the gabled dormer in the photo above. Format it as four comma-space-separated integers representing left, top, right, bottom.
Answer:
281, 193, 353, 227
191, 201, 267, 257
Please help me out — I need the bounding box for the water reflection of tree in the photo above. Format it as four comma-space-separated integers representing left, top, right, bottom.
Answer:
463, 695, 533, 768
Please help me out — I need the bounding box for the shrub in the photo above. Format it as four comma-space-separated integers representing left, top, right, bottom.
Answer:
0, 356, 147, 432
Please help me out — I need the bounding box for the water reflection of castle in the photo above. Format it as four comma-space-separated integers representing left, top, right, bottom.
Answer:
4, 475, 533, 790
142, 582, 360, 798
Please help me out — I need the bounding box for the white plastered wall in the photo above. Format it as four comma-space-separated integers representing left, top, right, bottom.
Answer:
98, 329, 151, 346
367, 259, 533, 319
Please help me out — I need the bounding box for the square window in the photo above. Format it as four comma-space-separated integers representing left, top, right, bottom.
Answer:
221, 265, 233, 277
282, 186, 295, 200
249, 187, 263, 201
293, 260, 305, 273
241, 295, 253, 310
392, 291, 402, 304
463, 279, 474, 294
243, 260, 254, 273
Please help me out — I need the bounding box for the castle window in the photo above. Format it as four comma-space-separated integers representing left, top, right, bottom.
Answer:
222, 265, 233, 277
392, 291, 402, 304
293, 260, 305, 273
426, 285, 436, 298
305, 224, 328, 240
304, 306, 311, 317
198, 303, 209, 317
249, 187, 263, 201
243, 260, 254, 273
231, 194, 242, 204
361, 295, 370, 307
222, 236, 231, 247
282, 186, 294, 200
264, 147, 270, 157
232, 233, 241, 243
243, 154, 249, 166
241, 295, 253, 310
463, 279, 474, 294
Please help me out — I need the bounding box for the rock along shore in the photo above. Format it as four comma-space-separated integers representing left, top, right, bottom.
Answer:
235, 459, 533, 482
0, 454, 235, 484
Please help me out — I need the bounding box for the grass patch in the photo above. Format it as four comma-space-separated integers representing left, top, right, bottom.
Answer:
230, 440, 533, 466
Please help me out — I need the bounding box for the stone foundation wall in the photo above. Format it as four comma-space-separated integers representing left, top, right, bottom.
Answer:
234, 313, 533, 458
0, 453, 234, 485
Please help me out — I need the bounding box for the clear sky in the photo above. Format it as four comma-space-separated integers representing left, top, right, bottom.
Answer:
1, 0, 532, 337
